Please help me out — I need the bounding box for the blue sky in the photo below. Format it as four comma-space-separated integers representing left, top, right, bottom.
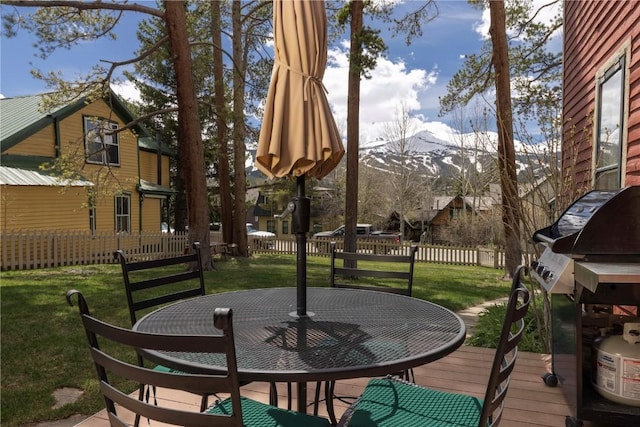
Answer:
0, 1, 502, 144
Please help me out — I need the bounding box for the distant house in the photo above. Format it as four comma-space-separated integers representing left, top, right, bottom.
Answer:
562, 1, 640, 196
425, 194, 497, 244
380, 211, 421, 242
248, 190, 330, 237
0, 91, 174, 233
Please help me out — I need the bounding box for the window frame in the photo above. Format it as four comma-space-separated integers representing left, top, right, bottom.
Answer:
114, 193, 131, 233
89, 207, 96, 234
84, 116, 121, 166
593, 42, 630, 190
88, 190, 97, 234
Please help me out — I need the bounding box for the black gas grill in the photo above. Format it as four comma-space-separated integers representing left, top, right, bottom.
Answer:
531, 186, 640, 427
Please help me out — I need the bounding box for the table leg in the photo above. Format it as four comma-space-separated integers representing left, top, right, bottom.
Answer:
297, 382, 307, 413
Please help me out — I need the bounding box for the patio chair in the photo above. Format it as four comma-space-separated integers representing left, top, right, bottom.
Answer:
336, 268, 531, 427
65, 289, 331, 427
114, 242, 212, 416
315, 242, 418, 424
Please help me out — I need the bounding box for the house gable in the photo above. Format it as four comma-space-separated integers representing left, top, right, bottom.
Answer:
0, 91, 173, 233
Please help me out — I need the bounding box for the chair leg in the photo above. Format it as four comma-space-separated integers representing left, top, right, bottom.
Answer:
268, 382, 293, 410
404, 368, 415, 383
134, 384, 145, 427
313, 382, 321, 416
269, 382, 278, 406
324, 381, 338, 426
199, 394, 208, 412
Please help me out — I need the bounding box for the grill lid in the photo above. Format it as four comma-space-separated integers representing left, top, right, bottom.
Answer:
533, 186, 640, 256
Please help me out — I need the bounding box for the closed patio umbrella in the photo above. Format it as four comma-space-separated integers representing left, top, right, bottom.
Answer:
256, 0, 344, 318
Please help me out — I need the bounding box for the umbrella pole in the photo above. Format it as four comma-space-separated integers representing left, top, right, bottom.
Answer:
294, 175, 311, 413
294, 175, 310, 317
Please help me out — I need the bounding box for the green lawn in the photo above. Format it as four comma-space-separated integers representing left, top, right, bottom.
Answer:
0, 254, 510, 427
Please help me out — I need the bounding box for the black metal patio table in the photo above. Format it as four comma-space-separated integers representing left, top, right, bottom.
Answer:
133, 287, 466, 414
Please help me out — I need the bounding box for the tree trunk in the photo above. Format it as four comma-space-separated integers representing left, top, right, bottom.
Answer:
164, 0, 213, 267
344, 0, 364, 263
231, 0, 248, 256
489, 0, 521, 278
211, 0, 234, 244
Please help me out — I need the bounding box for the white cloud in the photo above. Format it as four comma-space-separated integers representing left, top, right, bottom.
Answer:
111, 80, 141, 103
323, 44, 440, 144
475, 0, 562, 41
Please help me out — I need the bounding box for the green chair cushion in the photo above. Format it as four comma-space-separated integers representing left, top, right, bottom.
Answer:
152, 364, 177, 373
209, 396, 331, 427
343, 378, 484, 427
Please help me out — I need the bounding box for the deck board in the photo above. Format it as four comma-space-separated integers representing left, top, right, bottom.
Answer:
74, 345, 594, 426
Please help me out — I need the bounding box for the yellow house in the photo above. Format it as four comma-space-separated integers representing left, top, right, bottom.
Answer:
0, 91, 174, 233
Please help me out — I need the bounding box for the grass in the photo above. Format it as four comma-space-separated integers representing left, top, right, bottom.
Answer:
0, 254, 511, 427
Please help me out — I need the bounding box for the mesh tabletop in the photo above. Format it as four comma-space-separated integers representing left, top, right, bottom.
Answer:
134, 287, 466, 383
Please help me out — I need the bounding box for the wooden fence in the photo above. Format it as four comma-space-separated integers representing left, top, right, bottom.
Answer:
252, 237, 505, 268
1, 230, 189, 271
1, 231, 505, 271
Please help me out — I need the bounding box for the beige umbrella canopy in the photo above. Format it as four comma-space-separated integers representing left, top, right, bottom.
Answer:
256, 0, 344, 179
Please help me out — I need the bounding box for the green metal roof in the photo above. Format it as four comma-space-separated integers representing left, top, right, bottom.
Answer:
0, 165, 92, 186
138, 179, 176, 196
0, 90, 168, 154
138, 135, 174, 156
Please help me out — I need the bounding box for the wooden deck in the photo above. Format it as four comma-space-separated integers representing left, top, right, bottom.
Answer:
74, 345, 597, 427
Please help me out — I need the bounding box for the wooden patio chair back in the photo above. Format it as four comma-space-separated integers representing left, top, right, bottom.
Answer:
65, 289, 243, 427
479, 266, 531, 426
337, 266, 531, 427
114, 241, 206, 326
114, 242, 211, 416
330, 241, 418, 296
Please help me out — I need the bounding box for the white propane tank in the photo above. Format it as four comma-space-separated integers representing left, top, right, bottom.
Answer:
592, 322, 640, 407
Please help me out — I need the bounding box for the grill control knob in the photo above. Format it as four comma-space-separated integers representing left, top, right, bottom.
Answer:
531, 261, 539, 270
542, 270, 551, 280
536, 263, 545, 275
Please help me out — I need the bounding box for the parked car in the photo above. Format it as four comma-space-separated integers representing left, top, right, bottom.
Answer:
246, 223, 276, 249
161, 222, 174, 234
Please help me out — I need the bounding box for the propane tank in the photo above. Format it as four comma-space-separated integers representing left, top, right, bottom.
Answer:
592, 322, 640, 407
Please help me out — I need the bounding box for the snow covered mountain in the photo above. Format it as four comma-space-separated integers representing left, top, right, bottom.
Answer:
246, 122, 553, 185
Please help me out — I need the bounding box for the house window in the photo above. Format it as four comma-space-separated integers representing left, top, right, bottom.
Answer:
282, 220, 289, 235
266, 220, 276, 234
89, 207, 96, 234
115, 194, 131, 233
594, 48, 628, 190
88, 191, 96, 234
84, 116, 120, 166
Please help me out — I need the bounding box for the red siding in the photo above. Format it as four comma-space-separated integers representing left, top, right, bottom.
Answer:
562, 0, 640, 193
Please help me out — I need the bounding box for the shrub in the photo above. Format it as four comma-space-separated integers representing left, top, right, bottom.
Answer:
468, 302, 544, 353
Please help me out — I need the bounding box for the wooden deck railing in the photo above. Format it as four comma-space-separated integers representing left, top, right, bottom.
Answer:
1, 230, 505, 271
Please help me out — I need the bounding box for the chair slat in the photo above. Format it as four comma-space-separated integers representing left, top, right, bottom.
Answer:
330, 242, 418, 296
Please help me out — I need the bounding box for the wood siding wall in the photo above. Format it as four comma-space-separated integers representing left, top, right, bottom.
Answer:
1, 185, 89, 231
139, 150, 171, 187
4, 125, 56, 156
140, 196, 162, 232
563, 1, 640, 194
3, 98, 170, 233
